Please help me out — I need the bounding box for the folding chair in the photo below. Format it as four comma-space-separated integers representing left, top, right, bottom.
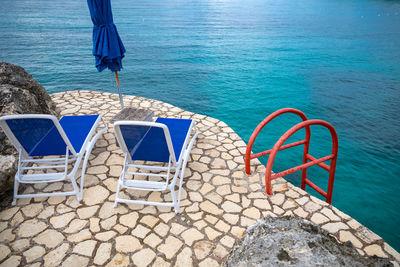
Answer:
113, 117, 198, 213
0, 114, 107, 204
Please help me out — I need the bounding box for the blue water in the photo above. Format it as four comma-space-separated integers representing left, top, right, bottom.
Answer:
1, 0, 400, 251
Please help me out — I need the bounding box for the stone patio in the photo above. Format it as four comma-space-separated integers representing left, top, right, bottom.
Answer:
0, 90, 399, 266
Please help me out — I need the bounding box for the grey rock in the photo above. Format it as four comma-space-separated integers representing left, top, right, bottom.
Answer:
0, 62, 59, 196
0, 155, 17, 190
223, 216, 392, 267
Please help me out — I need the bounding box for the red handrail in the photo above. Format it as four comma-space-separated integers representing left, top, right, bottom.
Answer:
245, 108, 310, 174
245, 109, 338, 204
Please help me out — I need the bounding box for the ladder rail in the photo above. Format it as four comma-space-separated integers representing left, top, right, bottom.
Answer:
250, 139, 308, 159
270, 154, 335, 180
245, 108, 338, 204
245, 108, 310, 174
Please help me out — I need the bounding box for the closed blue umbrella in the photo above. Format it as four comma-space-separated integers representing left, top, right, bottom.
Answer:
87, 0, 126, 108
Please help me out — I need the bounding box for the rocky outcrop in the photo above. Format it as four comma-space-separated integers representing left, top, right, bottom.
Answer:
224, 216, 392, 267
0, 62, 59, 194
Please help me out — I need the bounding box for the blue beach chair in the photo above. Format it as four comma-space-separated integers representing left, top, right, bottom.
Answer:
113, 118, 198, 213
0, 114, 107, 204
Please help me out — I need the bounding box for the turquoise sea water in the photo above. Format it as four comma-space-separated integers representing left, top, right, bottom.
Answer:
1, 0, 399, 251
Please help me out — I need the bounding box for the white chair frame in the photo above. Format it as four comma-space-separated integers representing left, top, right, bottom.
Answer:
113, 120, 198, 213
0, 114, 107, 204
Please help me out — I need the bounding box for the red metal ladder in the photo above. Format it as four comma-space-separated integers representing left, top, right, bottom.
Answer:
245, 108, 339, 204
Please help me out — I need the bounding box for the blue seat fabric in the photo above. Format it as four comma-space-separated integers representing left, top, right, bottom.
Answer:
122, 118, 192, 163
58, 115, 99, 154
6, 115, 99, 156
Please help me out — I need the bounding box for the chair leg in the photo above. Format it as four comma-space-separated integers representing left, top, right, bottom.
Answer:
12, 178, 19, 205
69, 174, 80, 201
114, 180, 121, 208
176, 174, 185, 212
173, 136, 196, 213
79, 129, 105, 200
171, 187, 179, 214
77, 168, 85, 201
78, 151, 92, 201
176, 150, 190, 211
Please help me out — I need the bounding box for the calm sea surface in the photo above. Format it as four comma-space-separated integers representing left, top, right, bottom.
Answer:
1, 0, 399, 251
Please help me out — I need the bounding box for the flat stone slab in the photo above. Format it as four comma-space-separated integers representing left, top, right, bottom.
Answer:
224, 216, 392, 267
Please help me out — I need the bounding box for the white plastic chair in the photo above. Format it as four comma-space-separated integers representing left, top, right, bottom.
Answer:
0, 114, 107, 204
113, 117, 198, 213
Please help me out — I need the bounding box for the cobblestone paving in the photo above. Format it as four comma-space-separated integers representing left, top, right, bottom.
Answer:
0, 90, 399, 266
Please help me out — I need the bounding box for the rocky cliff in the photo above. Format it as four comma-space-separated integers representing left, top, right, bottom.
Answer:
0, 62, 59, 197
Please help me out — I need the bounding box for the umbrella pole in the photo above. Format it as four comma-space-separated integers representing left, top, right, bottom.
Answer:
114, 70, 124, 109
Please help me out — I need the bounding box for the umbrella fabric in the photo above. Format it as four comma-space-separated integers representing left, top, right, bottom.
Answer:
87, 0, 126, 72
